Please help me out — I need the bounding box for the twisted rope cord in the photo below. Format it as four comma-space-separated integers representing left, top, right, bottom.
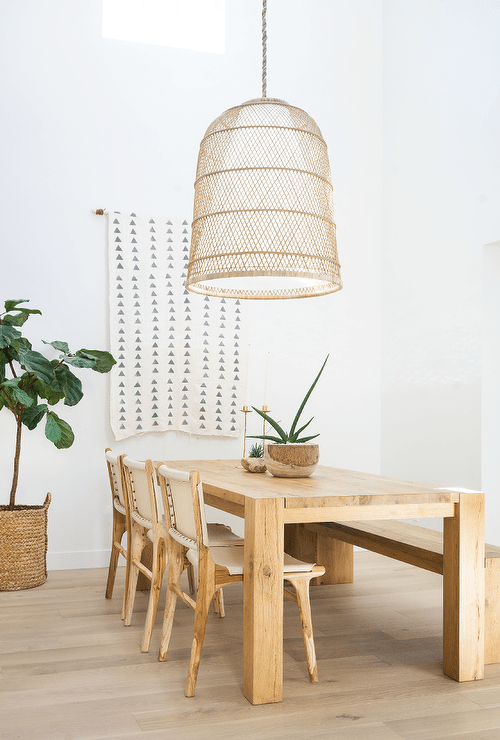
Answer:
262, 0, 267, 97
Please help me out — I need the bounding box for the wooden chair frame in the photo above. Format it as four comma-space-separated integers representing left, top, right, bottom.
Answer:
104, 449, 130, 620
121, 457, 167, 652
156, 464, 325, 696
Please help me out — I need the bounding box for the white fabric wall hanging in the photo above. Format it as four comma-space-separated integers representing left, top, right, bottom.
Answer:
108, 212, 248, 441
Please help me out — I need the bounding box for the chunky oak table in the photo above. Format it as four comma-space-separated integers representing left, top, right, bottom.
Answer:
166, 459, 485, 705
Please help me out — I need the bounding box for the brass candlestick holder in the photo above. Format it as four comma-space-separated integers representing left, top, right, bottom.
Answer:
240, 406, 253, 458
261, 405, 271, 441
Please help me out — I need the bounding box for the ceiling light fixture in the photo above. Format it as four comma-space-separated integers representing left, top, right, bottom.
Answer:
185, 0, 342, 300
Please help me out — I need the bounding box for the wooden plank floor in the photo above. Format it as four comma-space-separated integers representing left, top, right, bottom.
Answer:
2, 552, 500, 740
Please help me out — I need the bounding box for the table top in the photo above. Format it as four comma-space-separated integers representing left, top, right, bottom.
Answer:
164, 459, 471, 509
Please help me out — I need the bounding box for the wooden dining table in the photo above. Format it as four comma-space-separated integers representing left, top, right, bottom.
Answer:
166, 459, 485, 705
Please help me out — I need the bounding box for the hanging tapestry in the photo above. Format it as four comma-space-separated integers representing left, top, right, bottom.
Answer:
108, 212, 248, 441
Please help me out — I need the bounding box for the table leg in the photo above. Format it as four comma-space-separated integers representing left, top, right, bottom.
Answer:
243, 497, 284, 705
443, 491, 485, 681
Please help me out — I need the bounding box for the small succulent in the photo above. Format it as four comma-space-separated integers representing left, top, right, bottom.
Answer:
247, 355, 328, 445
248, 442, 263, 458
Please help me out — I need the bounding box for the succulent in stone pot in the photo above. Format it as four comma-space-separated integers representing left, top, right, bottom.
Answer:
247, 355, 328, 477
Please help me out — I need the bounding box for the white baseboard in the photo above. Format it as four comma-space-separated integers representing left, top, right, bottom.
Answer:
47, 549, 113, 571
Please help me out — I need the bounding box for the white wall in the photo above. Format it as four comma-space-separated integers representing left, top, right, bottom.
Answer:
3, 0, 498, 568
482, 242, 500, 546
380, 0, 500, 543
0, 0, 382, 568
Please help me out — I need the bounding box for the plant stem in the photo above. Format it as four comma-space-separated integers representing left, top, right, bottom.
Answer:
8, 411, 22, 509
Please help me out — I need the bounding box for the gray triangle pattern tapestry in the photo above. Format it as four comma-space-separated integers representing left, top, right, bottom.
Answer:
108, 212, 248, 441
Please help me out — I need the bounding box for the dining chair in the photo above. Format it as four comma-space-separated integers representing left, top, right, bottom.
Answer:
121, 456, 169, 652
104, 449, 130, 619
156, 463, 325, 697
121, 456, 237, 651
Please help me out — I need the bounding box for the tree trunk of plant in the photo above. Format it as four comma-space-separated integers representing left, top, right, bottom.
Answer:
9, 414, 22, 510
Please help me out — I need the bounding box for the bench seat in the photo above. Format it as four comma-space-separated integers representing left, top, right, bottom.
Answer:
284, 520, 500, 665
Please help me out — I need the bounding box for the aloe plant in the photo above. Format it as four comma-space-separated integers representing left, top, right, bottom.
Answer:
247, 355, 328, 445
0, 299, 116, 509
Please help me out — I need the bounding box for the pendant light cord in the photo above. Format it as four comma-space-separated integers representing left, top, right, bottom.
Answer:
262, 0, 267, 98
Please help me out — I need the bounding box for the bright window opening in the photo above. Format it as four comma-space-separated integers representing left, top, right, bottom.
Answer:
102, 0, 225, 54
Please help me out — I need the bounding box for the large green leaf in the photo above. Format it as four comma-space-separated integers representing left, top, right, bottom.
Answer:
77, 349, 116, 373
2, 313, 29, 327
22, 403, 48, 430
4, 300, 30, 312
42, 340, 69, 353
0, 324, 22, 348
64, 354, 96, 369
53, 364, 83, 406
1, 378, 34, 407
8, 337, 32, 359
17, 349, 55, 385
45, 412, 74, 449
2, 301, 41, 326
33, 377, 65, 405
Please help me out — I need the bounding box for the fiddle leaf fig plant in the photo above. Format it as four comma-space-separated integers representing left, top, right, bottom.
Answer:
248, 355, 328, 445
0, 299, 116, 509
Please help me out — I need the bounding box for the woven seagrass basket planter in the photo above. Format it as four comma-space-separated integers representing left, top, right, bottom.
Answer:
0, 493, 51, 591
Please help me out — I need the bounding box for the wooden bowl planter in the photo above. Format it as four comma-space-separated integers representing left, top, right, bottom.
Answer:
264, 443, 319, 478
0, 494, 51, 591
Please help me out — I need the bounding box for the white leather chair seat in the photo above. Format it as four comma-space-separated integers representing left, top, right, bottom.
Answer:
187, 545, 314, 576
206, 522, 243, 546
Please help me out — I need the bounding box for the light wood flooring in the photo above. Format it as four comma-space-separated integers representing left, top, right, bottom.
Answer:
2, 551, 500, 740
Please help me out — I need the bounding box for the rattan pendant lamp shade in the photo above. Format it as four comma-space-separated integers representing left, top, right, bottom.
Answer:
185, 3, 342, 300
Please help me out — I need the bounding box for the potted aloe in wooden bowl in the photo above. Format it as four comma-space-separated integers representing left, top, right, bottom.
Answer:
0, 300, 116, 590
247, 355, 328, 478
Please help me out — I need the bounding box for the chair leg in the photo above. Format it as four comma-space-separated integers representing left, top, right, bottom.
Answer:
213, 587, 225, 618
105, 514, 126, 599
287, 575, 319, 683
185, 559, 216, 697
141, 539, 166, 653
187, 562, 195, 594
158, 541, 186, 662
121, 531, 131, 620
123, 526, 146, 626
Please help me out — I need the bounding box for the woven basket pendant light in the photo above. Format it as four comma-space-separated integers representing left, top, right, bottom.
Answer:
185, 1, 342, 300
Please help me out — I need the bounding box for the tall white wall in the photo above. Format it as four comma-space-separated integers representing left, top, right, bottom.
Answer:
3, 0, 498, 568
381, 0, 500, 543
0, 0, 382, 569
482, 242, 500, 545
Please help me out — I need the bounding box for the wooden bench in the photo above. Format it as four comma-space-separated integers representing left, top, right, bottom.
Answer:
284, 520, 500, 665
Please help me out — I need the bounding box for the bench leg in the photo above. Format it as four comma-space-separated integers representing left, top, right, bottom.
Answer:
485, 557, 500, 664
285, 523, 353, 585
443, 491, 485, 681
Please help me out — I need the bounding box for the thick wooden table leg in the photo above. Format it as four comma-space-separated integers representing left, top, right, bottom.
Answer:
443, 490, 485, 681
243, 497, 284, 705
